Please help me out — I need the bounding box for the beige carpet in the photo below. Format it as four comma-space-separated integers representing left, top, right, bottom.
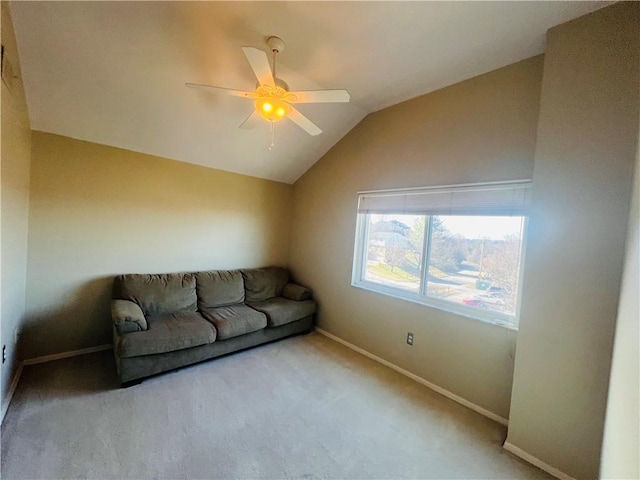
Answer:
1, 332, 549, 479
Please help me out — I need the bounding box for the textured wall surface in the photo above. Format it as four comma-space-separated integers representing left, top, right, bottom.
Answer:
290, 56, 544, 419
507, 4, 640, 479
1, 2, 32, 412
24, 132, 292, 358
601, 121, 639, 480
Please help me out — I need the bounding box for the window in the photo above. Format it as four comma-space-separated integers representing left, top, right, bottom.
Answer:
352, 181, 530, 329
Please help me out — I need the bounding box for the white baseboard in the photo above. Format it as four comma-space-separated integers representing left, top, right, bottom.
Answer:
22, 344, 112, 366
314, 327, 509, 426
2, 362, 23, 424
503, 441, 576, 480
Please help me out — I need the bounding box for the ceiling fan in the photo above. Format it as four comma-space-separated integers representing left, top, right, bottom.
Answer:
186, 36, 350, 137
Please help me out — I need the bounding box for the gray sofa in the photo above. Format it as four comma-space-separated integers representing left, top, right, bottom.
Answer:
111, 267, 316, 385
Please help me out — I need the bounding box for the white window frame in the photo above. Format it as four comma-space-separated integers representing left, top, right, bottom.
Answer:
351, 181, 531, 330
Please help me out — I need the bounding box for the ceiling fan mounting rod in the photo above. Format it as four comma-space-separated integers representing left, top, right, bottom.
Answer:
267, 36, 285, 79
273, 50, 277, 79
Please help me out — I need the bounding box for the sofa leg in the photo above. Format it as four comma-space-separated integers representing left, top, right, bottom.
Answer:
121, 379, 142, 388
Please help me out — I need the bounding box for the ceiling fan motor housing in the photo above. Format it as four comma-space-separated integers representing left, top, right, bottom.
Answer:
274, 77, 289, 91
254, 78, 289, 92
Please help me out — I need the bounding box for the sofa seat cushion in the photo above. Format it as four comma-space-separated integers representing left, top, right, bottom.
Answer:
200, 305, 267, 340
118, 312, 216, 358
247, 297, 316, 327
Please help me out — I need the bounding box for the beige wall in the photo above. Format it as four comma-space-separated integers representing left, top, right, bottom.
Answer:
24, 132, 292, 359
290, 56, 543, 419
1, 2, 32, 411
600, 120, 639, 479
506, 3, 640, 479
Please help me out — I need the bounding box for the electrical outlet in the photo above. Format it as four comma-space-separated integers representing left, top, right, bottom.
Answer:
406, 332, 414, 346
2, 345, 6, 364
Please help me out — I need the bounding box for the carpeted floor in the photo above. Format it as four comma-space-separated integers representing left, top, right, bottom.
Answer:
1, 332, 550, 479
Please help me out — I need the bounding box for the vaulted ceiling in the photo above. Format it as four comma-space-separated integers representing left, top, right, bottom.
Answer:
10, 1, 606, 184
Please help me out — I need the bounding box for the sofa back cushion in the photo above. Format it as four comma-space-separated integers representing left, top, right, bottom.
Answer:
241, 267, 289, 302
196, 270, 245, 309
113, 273, 197, 317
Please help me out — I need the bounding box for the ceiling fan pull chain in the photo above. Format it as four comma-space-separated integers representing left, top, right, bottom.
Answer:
269, 122, 276, 151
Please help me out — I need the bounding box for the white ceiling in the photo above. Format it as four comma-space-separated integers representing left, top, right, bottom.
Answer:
10, 1, 607, 184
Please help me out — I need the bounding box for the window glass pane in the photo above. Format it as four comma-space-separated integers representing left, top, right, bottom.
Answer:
363, 214, 425, 293
426, 215, 524, 316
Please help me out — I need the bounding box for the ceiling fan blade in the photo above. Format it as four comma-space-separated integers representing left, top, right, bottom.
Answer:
287, 106, 322, 136
239, 111, 261, 130
186, 83, 256, 99
242, 47, 275, 87
287, 89, 351, 104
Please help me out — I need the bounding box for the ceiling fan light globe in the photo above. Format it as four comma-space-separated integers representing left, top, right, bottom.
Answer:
255, 97, 289, 123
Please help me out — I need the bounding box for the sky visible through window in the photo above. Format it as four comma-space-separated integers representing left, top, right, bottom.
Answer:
437, 216, 523, 240
375, 214, 523, 240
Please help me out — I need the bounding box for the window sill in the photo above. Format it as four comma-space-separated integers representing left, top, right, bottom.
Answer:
351, 280, 519, 331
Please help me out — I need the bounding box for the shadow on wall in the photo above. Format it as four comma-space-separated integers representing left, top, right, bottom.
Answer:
21, 276, 114, 360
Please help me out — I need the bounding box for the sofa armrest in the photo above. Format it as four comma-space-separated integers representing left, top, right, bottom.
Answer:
112, 299, 147, 334
281, 283, 312, 302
